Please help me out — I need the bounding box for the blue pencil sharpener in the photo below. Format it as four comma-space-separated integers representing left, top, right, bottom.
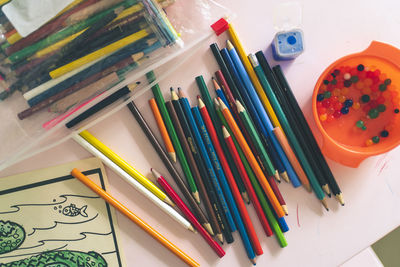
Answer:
271, 29, 304, 61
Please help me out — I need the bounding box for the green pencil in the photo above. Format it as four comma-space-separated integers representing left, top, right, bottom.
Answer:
215, 99, 287, 247
195, 75, 249, 204
236, 99, 279, 180
249, 54, 328, 210
148, 73, 199, 203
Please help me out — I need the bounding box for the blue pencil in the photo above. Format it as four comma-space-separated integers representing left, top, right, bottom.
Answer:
192, 106, 256, 263
226, 42, 301, 187
221, 48, 285, 176
179, 95, 236, 233
215, 87, 231, 113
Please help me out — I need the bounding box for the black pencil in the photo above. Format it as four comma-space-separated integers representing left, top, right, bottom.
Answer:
126, 101, 215, 233
271, 64, 344, 205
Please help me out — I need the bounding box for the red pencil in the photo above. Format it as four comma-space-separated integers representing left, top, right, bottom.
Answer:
151, 168, 225, 258
198, 96, 263, 256
222, 126, 273, 236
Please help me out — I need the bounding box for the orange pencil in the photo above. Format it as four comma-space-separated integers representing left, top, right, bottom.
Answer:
217, 98, 285, 218
273, 127, 311, 192
71, 168, 200, 267
149, 98, 176, 163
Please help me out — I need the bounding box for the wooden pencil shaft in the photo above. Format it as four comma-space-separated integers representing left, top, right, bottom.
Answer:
165, 100, 198, 196
238, 102, 276, 177
192, 107, 257, 260
72, 135, 192, 230
218, 100, 285, 218
196, 76, 247, 196
65, 83, 132, 128
79, 130, 168, 202
198, 100, 263, 256
27, 36, 154, 107
127, 99, 209, 226
154, 171, 225, 257
170, 97, 222, 239
70, 168, 200, 267
272, 65, 341, 194
222, 126, 273, 237
5, 0, 98, 55
224, 47, 290, 177
179, 96, 235, 241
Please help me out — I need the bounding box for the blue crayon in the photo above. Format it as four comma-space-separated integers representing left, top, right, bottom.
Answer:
227, 42, 301, 187
192, 106, 256, 261
179, 96, 236, 233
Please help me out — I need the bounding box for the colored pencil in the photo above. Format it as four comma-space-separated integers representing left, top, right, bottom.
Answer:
215, 99, 287, 247
65, 81, 135, 128
192, 106, 258, 263
152, 168, 225, 257
166, 90, 199, 202
250, 53, 311, 190
5, 0, 98, 55
220, 47, 286, 183
126, 99, 214, 236
71, 168, 200, 267
217, 98, 285, 218
72, 134, 194, 232
236, 100, 288, 214
170, 89, 223, 242
178, 91, 236, 237
227, 22, 283, 128
50, 72, 120, 113
272, 65, 344, 205
236, 100, 279, 181
49, 27, 151, 79
198, 97, 263, 257
221, 125, 273, 236
18, 39, 159, 119
79, 130, 174, 206
166, 100, 202, 208
25, 36, 157, 106
196, 75, 248, 204
227, 41, 300, 186
214, 73, 276, 180
149, 98, 176, 163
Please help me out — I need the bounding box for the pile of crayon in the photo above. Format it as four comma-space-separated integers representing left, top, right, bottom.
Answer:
0, 0, 177, 122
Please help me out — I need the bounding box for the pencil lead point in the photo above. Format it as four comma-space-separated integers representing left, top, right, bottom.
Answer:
170, 87, 174, 91
197, 95, 201, 99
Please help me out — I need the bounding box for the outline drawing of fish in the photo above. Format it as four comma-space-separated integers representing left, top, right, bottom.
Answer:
62, 204, 88, 217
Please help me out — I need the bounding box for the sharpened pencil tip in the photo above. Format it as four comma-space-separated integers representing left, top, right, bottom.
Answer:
251, 258, 256, 265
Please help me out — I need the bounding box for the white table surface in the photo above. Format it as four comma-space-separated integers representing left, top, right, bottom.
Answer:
2, 0, 400, 266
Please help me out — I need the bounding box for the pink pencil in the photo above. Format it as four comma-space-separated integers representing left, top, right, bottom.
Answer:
151, 168, 225, 258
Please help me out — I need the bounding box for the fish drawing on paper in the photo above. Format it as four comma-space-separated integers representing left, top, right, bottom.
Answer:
0, 220, 25, 255
60, 204, 88, 218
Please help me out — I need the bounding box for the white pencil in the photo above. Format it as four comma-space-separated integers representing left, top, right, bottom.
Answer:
72, 133, 196, 233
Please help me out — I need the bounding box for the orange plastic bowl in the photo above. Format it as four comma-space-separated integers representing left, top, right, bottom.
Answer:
313, 41, 400, 167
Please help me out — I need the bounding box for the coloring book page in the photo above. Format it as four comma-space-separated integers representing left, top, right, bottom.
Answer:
0, 157, 125, 266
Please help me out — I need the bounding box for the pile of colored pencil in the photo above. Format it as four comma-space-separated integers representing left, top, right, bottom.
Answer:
125, 20, 344, 264
0, 0, 178, 122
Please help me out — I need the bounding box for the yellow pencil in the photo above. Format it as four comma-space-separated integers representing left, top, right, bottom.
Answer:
7, 32, 21, 45
79, 130, 174, 207
227, 23, 283, 130
71, 168, 200, 267
49, 28, 151, 79
0, 0, 10, 6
